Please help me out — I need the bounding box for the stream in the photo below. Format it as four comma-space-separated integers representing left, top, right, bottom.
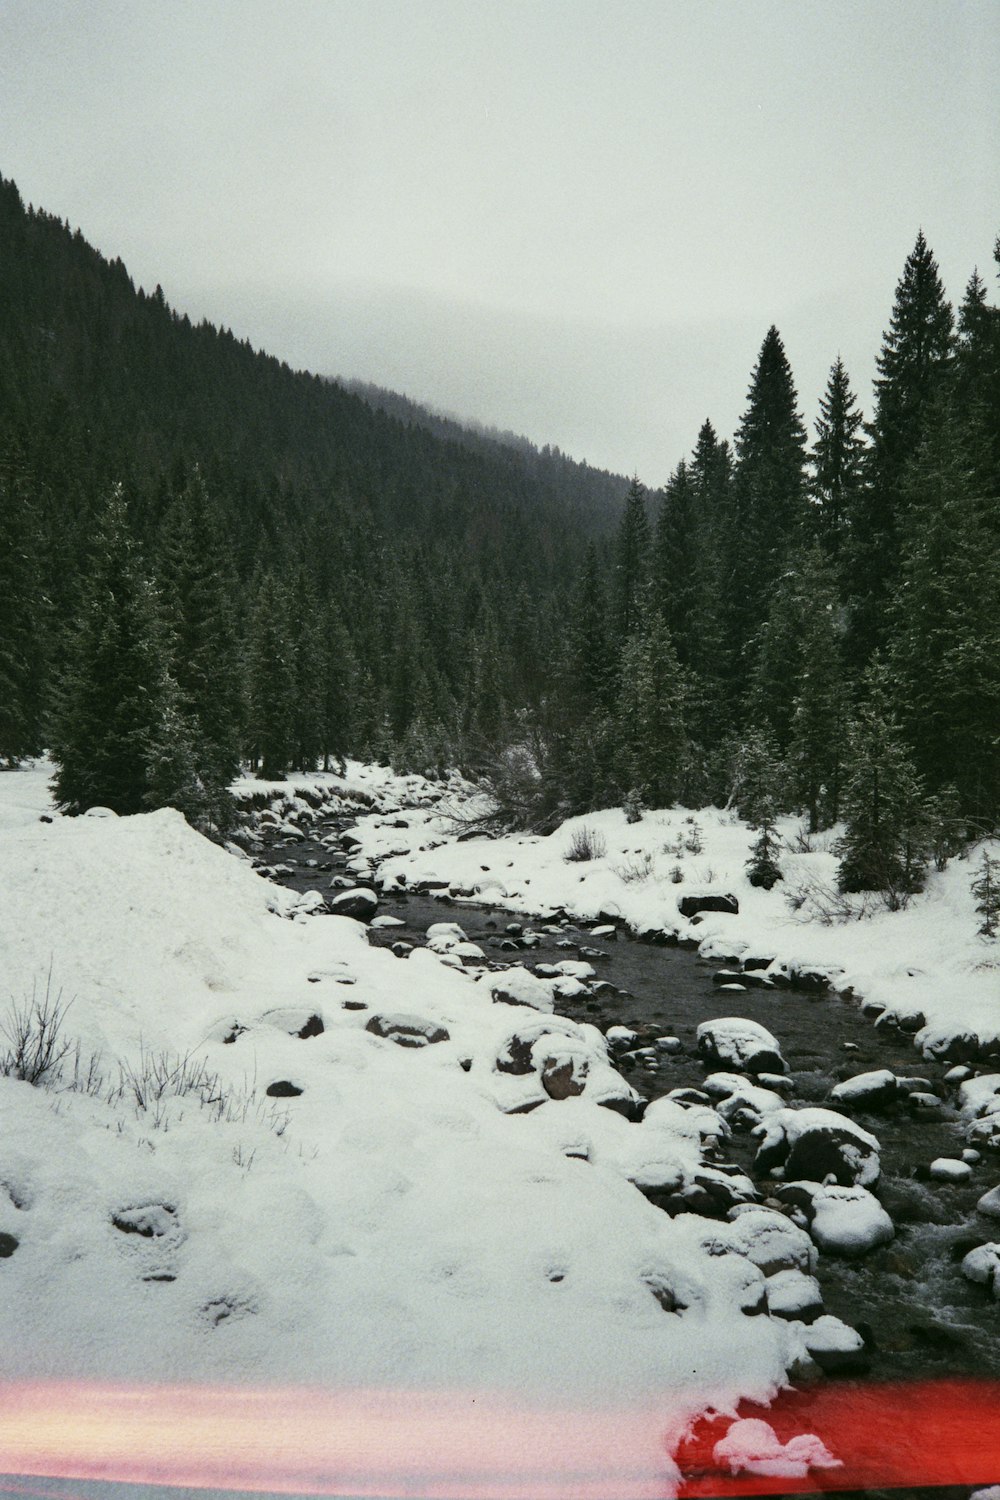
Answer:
251, 810, 1000, 1396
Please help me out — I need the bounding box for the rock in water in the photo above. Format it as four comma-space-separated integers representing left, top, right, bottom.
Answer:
329, 887, 378, 920
696, 1017, 786, 1077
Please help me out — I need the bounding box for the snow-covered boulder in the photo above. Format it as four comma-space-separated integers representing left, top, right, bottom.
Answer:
697, 1017, 786, 1077
802, 1314, 869, 1374
961, 1242, 1000, 1298
486, 966, 556, 1013
713, 1418, 839, 1480
329, 887, 378, 921
717, 1206, 817, 1276
678, 891, 739, 919
777, 1182, 894, 1257
701, 1073, 786, 1129
754, 1108, 881, 1188
365, 1013, 450, 1047
764, 1268, 824, 1322
977, 1185, 1000, 1220
928, 1158, 972, 1183
829, 1069, 900, 1110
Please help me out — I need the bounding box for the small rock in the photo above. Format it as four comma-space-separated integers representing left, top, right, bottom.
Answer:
366, 1013, 450, 1047
266, 1080, 303, 1097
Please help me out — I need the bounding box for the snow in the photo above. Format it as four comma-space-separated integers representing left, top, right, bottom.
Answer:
713, 1417, 840, 1479
0, 761, 837, 1495
349, 797, 1000, 1065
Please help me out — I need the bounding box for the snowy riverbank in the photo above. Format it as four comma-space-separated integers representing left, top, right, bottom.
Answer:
0, 760, 857, 1496
343, 789, 1000, 1066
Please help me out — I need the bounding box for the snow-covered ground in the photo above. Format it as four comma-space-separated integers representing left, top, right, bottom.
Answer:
346, 793, 1000, 1065
0, 761, 857, 1496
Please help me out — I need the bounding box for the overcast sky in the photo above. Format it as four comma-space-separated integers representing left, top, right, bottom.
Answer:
2, 0, 998, 483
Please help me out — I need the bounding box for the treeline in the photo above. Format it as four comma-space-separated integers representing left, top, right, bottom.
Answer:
530, 230, 1000, 897
2, 166, 997, 896
0, 172, 618, 818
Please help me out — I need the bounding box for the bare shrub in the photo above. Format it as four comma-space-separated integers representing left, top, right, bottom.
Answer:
564, 825, 607, 862
1, 978, 74, 1085
785, 873, 878, 924
117, 1047, 223, 1115
614, 851, 655, 883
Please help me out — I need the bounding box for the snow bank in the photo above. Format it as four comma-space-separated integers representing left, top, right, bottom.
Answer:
0, 764, 829, 1494
349, 794, 1000, 1062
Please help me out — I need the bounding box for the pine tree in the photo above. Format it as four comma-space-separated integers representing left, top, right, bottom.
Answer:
246, 571, 294, 779
51, 486, 170, 815
972, 851, 1000, 938
728, 727, 784, 826
888, 396, 1000, 823
727, 327, 808, 698
155, 466, 244, 795
845, 231, 954, 667
614, 612, 687, 807
810, 356, 865, 564
746, 803, 783, 889
837, 657, 928, 901
0, 450, 47, 763
614, 478, 652, 644
783, 548, 845, 830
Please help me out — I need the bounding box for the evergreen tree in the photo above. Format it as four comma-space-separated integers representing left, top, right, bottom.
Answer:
246, 571, 294, 779
810, 356, 865, 564
0, 450, 47, 763
845, 231, 954, 666
155, 466, 244, 794
888, 397, 1000, 823
614, 612, 687, 806
782, 548, 845, 830
746, 803, 783, 889
51, 487, 170, 815
837, 658, 928, 901
614, 478, 652, 643
728, 727, 784, 825
728, 327, 808, 697
972, 851, 1000, 938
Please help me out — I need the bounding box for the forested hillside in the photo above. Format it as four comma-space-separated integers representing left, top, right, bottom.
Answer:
1, 168, 998, 901
0, 172, 619, 812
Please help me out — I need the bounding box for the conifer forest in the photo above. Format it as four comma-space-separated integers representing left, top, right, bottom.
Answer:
1, 174, 998, 898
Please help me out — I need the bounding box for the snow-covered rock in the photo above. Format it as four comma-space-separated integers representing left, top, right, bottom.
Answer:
928, 1157, 973, 1183
777, 1182, 894, 1257
961, 1242, 1000, 1297
713, 1418, 840, 1479
329, 886, 378, 920
829, 1069, 900, 1109
696, 1017, 786, 1077
754, 1108, 881, 1188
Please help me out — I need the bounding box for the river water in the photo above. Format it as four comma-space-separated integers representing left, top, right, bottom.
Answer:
255, 814, 1000, 1395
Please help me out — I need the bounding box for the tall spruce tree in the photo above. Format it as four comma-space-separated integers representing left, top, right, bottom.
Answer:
614, 478, 652, 644
614, 612, 687, 806
0, 449, 47, 763
155, 467, 243, 799
51, 486, 175, 815
728, 327, 808, 696
810, 356, 865, 565
888, 396, 1000, 824
845, 231, 954, 667
837, 657, 928, 899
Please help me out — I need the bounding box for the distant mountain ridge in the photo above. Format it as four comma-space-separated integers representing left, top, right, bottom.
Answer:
342, 377, 629, 525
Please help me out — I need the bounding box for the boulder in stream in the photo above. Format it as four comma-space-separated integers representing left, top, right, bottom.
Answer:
696, 1017, 786, 1077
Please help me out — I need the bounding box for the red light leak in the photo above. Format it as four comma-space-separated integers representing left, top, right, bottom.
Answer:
677, 1379, 1000, 1495
0, 1378, 997, 1499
